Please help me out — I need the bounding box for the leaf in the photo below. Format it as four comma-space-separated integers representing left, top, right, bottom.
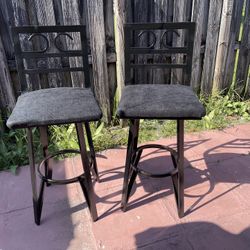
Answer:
67, 124, 75, 135
69, 140, 79, 149
0, 140, 7, 154
208, 110, 215, 119
93, 122, 104, 140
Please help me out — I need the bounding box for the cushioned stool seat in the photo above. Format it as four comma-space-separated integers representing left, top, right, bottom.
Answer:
7, 87, 102, 129
117, 84, 205, 119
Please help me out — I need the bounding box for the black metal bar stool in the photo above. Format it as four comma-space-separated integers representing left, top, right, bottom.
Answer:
117, 22, 206, 218
7, 25, 101, 225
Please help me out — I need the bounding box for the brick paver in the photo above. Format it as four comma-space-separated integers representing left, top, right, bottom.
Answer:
0, 123, 250, 249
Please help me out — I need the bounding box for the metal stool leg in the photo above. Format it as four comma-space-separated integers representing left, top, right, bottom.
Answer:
84, 122, 100, 182
177, 119, 184, 217
76, 123, 98, 221
125, 148, 142, 203
27, 128, 44, 225
39, 126, 52, 186
171, 120, 184, 218
121, 119, 139, 211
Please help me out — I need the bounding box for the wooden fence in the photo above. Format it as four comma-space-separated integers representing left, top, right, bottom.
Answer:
0, 0, 249, 123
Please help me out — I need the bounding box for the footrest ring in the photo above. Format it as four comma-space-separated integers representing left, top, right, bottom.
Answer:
131, 144, 178, 178
38, 149, 84, 185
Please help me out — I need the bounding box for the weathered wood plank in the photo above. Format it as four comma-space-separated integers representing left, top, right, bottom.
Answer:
25, 0, 51, 90
34, 0, 64, 88
61, 0, 84, 87
113, 0, 125, 99
201, 0, 223, 94
186, 0, 193, 21
104, 0, 116, 113
172, 0, 187, 85
224, 0, 244, 90
191, 0, 206, 92
105, 0, 115, 52
0, 0, 14, 60
237, 0, 250, 95
11, 0, 42, 92
133, 0, 151, 85
87, 0, 111, 122
153, 0, 170, 85
201, 0, 209, 43
213, 0, 235, 92
0, 35, 16, 112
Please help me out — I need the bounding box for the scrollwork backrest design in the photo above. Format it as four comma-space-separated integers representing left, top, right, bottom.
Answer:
12, 25, 91, 91
124, 22, 195, 86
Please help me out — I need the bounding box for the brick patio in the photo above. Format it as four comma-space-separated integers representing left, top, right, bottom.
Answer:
1, 123, 250, 249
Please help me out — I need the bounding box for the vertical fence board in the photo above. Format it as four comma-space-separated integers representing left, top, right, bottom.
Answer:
11, 0, 42, 92
224, 0, 244, 90
87, 0, 111, 122
133, 0, 152, 85
153, 0, 170, 85
52, 0, 64, 25
113, 0, 125, 100
34, 0, 64, 88
213, 0, 235, 91
172, 0, 187, 85
0, 0, 14, 60
191, 0, 205, 92
186, 0, 193, 21
201, 0, 209, 43
0, 4, 15, 129
201, 0, 223, 94
61, 0, 84, 87
237, 0, 250, 94
0, 35, 15, 112
104, 0, 116, 112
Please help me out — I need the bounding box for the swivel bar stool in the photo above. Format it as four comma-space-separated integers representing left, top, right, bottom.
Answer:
117, 22, 205, 217
7, 25, 101, 224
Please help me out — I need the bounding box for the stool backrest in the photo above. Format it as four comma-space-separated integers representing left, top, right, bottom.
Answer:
124, 22, 195, 85
12, 25, 90, 92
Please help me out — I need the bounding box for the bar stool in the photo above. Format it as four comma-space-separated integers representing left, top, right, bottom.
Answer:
7, 25, 100, 225
117, 22, 205, 217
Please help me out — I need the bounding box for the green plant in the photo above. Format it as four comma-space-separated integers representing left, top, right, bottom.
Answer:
201, 92, 250, 129
49, 124, 78, 151
111, 88, 120, 126
0, 128, 41, 174
49, 122, 105, 152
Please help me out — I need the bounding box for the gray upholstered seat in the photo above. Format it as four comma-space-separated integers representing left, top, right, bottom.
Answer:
117, 84, 205, 119
7, 87, 102, 129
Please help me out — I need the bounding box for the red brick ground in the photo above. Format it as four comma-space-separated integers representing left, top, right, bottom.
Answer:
0, 123, 250, 249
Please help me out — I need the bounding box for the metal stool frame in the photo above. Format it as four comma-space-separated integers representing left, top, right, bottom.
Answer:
121, 22, 197, 218
12, 25, 99, 225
